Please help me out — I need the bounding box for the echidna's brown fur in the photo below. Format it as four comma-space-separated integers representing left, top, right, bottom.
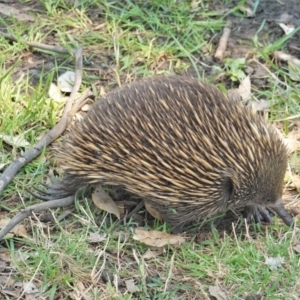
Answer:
37, 76, 292, 231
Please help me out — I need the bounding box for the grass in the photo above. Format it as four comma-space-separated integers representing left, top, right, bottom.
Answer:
0, 0, 299, 299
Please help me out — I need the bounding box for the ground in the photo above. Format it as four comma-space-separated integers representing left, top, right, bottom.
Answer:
0, 0, 300, 299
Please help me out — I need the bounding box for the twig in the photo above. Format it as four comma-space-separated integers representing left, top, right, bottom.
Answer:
214, 21, 231, 61
72, 90, 94, 113
0, 31, 72, 54
252, 58, 289, 88
0, 48, 86, 195
0, 196, 74, 240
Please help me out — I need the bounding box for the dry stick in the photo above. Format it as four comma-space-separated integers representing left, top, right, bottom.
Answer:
0, 197, 74, 240
0, 31, 72, 54
214, 21, 232, 61
0, 47, 83, 195
252, 58, 289, 88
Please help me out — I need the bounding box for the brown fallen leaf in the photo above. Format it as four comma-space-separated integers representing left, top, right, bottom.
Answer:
239, 5, 255, 17
228, 88, 241, 102
58, 71, 75, 93
0, 134, 30, 148
88, 232, 107, 243
92, 185, 120, 219
81, 104, 91, 112
284, 129, 300, 154
142, 247, 164, 259
23, 282, 39, 294
287, 173, 300, 191
145, 201, 163, 221
125, 279, 140, 293
293, 243, 300, 253
288, 59, 300, 81
133, 228, 185, 247
265, 256, 284, 270
238, 75, 251, 101
0, 249, 11, 262
284, 138, 300, 154
274, 51, 300, 81
0, 4, 35, 21
278, 23, 296, 35
250, 100, 272, 112
209, 284, 227, 300
0, 219, 27, 238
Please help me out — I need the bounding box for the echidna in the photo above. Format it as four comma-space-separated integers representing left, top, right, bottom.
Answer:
34, 76, 293, 231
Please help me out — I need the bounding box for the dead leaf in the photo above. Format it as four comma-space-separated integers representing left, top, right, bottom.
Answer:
48, 83, 65, 102
133, 228, 185, 247
274, 51, 292, 61
0, 249, 11, 262
284, 129, 300, 154
0, 4, 34, 21
24, 282, 40, 300
14, 224, 27, 237
239, 5, 255, 17
250, 100, 272, 112
293, 243, 300, 253
278, 23, 295, 35
238, 75, 251, 101
274, 51, 300, 81
58, 71, 75, 93
88, 232, 107, 243
81, 104, 91, 112
13, 250, 31, 262
142, 247, 164, 259
228, 89, 241, 102
0, 276, 14, 287
0, 163, 8, 171
190, 0, 202, 9
145, 201, 163, 221
0, 134, 30, 148
92, 185, 120, 219
94, 23, 106, 30
0, 219, 27, 238
209, 284, 227, 300
288, 59, 300, 81
24, 282, 39, 294
125, 279, 140, 293
287, 173, 300, 190
265, 256, 284, 270
69, 280, 87, 300
284, 138, 300, 154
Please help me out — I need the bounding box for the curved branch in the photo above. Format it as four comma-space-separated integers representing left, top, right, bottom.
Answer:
0, 196, 75, 240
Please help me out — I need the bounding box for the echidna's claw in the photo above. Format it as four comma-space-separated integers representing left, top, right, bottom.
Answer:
27, 180, 72, 201
243, 204, 273, 224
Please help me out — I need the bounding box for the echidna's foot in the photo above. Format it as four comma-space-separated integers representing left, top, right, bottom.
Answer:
28, 178, 73, 201
271, 202, 293, 226
244, 203, 293, 226
243, 204, 273, 224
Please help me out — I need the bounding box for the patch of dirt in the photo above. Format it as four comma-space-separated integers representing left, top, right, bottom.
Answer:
211, 0, 300, 58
